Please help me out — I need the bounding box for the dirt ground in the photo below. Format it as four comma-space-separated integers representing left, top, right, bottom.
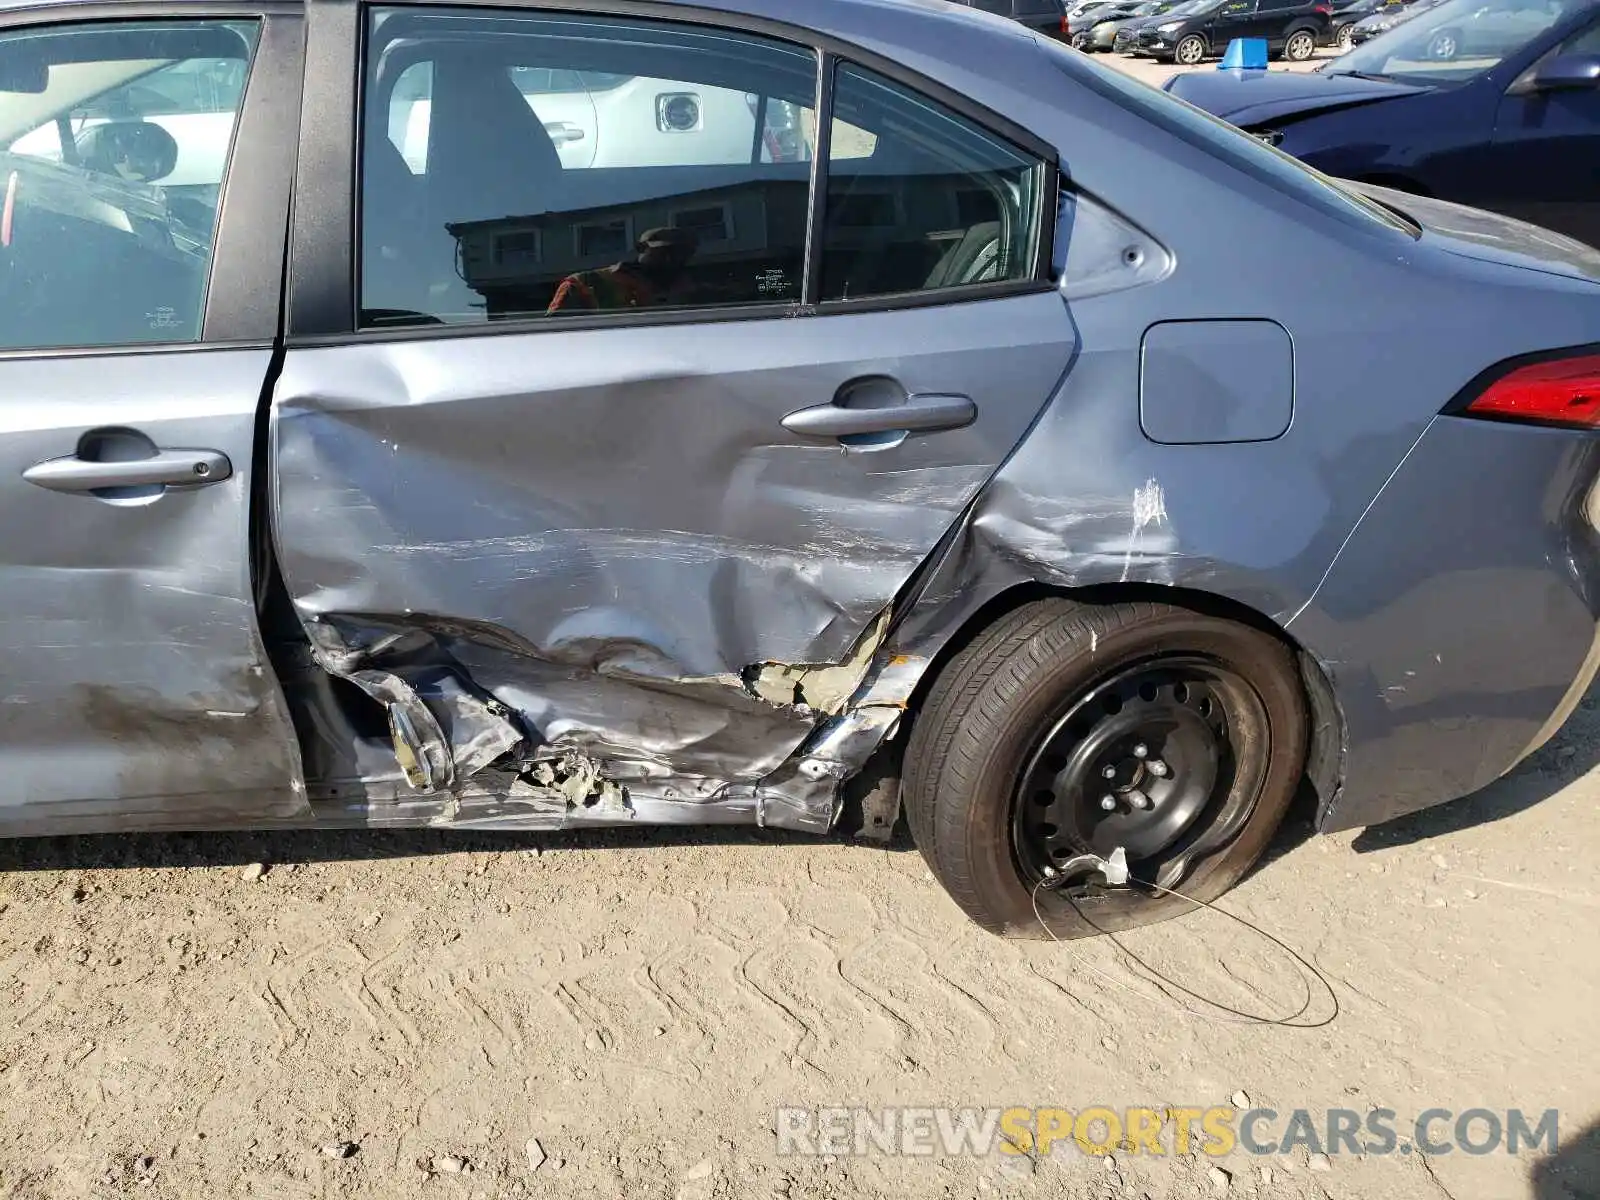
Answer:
3, 686, 1597, 1200
2, 47, 1596, 1200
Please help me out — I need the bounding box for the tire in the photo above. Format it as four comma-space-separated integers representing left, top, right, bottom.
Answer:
1283, 28, 1317, 60
1427, 28, 1458, 60
1335, 22, 1355, 48
1174, 33, 1208, 64
903, 598, 1307, 940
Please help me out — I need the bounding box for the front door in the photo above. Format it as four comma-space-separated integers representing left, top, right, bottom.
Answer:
1489, 14, 1600, 247
271, 5, 1077, 812
0, 11, 305, 832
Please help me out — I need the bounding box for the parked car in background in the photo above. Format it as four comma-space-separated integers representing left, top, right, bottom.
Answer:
1134, 0, 1332, 61
1081, 0, 1187, 48
1114, 0, 1212, 48
1348, 0, 1447, 41
1072, 0, 1142, 47
1067, 0, 1122, 28
1328, 0, 1409, 46
1167, 0, 1600, 243
953, 0, 1074, 38
388, 66, 805, 171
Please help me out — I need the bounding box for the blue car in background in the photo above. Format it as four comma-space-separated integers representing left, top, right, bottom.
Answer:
1167, 0, 1600, 246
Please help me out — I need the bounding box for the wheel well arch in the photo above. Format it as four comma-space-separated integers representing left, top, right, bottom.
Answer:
888, 580, 1344, 830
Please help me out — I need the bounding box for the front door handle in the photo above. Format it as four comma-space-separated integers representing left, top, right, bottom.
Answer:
23, 447, 232, 494
781, 393, 977, 439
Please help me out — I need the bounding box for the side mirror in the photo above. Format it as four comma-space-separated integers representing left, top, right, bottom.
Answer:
1511, 52, 1600, 95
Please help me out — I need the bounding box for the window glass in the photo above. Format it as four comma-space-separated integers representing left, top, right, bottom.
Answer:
1015, 0, 1063, 15
1256, 0, 1298, 12
362, 8, 819, 325
0, 20, 257, 351
971, 0, 1015, 15
819, 64, 1044, 303
1556, 13, 1600, 50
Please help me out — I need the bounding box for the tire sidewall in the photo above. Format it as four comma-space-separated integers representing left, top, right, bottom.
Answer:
1176, 34, 1207, 63
945, 607, 1305, 938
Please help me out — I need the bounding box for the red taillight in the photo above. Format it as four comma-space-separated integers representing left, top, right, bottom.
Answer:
1061, 14, 1071, 32
1313, 3, 1331, 12
1463, 353, 1600, 429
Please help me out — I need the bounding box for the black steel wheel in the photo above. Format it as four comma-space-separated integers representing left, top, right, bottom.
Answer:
903, 598, 1307, 939
1012, 655, 1261, 891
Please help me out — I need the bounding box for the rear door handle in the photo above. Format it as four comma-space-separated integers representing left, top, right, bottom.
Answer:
781, 393, 977, 439
23, 448, 232, 494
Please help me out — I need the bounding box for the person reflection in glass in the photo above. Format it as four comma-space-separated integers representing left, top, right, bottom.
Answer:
547, 225, 700, 313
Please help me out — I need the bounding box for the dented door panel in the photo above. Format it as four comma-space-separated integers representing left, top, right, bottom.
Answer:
270, 295, 1075, 816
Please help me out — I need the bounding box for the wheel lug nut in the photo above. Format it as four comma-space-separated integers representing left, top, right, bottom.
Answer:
1148, 760, 1169, 778
1128, 790, 1153, 811
1100, 794, 1117, 812
1101, 765, 1117, 780
1133, 743, 1149, 759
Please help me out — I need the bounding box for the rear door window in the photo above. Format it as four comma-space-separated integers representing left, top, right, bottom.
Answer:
357, 7, 1050, 328
362, 8, 822, 324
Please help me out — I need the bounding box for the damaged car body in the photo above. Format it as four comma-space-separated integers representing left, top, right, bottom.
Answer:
6, 0, 1600, 938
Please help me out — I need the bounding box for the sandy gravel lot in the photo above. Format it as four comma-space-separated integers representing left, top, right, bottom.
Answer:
4, 696, 1597, 1200
2, 48, 1596, 1200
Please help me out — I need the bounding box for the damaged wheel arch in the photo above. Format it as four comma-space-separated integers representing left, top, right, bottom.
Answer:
849, 581, 1346, 845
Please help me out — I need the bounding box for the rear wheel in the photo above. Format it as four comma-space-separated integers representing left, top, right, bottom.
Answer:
1284, 28, 1317, 59
1174, 33, 1208, 64
903, 598, 1307, 939
1335, 22, 1355, 48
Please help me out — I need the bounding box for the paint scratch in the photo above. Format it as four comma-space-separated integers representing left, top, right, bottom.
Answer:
1121, 478, 1168, 582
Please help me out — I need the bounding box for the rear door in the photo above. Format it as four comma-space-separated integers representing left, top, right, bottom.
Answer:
272, 3, 1076, 812
0, 9, 304, 832
1489, 13, 1600, 246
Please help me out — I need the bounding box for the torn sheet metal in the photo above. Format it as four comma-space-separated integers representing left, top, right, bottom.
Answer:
269, 294, 1076, 824
750, 650, 927, 832
303, 618, 523, 793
